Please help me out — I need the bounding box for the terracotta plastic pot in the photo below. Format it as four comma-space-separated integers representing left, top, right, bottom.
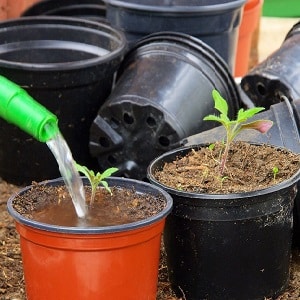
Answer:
147, 144, 300, 299
235, 0, 263, 77
7, 177, 173, 300
7, 0, 40, 18
0, 0, 7, 20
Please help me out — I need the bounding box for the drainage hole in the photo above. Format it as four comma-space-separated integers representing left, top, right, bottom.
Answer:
159, 136, 170, 147
99, 136, 110, 148
107, 155, 117, 165
256, 82, 267, 96
146, 116, 156, 127
123, 112, 134, 125
110, 117, 120, 129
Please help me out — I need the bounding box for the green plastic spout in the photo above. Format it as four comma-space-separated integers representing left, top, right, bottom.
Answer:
0, 75, 58, 142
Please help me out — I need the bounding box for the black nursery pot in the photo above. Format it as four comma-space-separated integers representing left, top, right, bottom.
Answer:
104, 0, 246, 71
241, 20, 300, 109
89, 32, 241, 180
181, 96, 300, 248
0, 16, 126, 185
147, 145, 300, 300
22, 0, 107, 23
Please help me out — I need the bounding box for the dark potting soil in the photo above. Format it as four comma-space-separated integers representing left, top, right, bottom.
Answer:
12, 184, 166, 227
154, 141, 300, 194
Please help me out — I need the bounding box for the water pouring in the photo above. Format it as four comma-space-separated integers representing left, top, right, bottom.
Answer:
0, 75, 87, 218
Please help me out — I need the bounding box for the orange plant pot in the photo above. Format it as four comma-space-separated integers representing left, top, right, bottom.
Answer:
0, 0, 7, 20
6, 0, 39, 18
235, 0, 263, 77
8, 177, 173, 300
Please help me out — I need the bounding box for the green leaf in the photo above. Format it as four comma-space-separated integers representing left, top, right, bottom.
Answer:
100, 167, 118, 180
75, 163, 119, 201
212, 89, 228, 117
203, 114, 223, 122
208, 143, 215, 151
203, 89, 272, 176
101, 181, 112, 194
75, 163, 92, 180
237, 107, 265, 122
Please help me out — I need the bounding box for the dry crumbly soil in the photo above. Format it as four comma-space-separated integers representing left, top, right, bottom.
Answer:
1, 173, 300, 299
153, 141, 300, 194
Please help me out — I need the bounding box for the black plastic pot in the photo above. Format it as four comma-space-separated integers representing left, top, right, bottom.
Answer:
180, 97, 300, 248
104, 0, 246, 71
89, 32, 241, 180
22, 0, 106, 17
148, 144, 300, 300
0, 16, 126, 185
241, 20, 300, 109
43, 5, 107, 22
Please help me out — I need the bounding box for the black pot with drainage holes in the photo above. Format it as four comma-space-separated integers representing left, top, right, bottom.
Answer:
89, 32, 241, 180
241, 20, 300, 109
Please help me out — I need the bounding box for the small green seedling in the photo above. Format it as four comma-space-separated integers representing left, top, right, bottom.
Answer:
208, 143, 215, 151
75, 163, 118, 203
203, 89, 273, 175
272, 166, 279, 181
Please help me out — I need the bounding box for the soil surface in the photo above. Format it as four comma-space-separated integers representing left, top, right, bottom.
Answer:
1, 176, 300, 300
11, 183, 166, 227
153, 142, 300, 194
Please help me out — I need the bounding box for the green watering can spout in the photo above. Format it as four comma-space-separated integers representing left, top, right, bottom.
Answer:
0, 75, 58, 142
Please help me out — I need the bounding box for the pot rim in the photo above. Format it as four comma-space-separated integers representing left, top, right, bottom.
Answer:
0, 16, 127, 71
104, 0, 247, 14
117, 31, 241, 115
7, 176, 173, 234
147, 143, 300, 200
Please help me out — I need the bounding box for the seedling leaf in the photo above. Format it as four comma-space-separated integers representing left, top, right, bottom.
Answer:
237, 107, 265, 122
212, 89, 228, 117
75, 163, 118, 203
203, 90, 273, 175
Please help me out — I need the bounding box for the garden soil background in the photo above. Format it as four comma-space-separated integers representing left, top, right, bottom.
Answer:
1, 178, 300, 300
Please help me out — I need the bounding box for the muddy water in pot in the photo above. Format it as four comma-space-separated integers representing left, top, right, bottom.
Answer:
29, 192, 136, 227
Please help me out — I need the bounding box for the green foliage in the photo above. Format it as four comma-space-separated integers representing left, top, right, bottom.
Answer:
203, 89, 273, 175
75, 163, 118, 203
208, 143, 215, 151
272, 166, 279, 181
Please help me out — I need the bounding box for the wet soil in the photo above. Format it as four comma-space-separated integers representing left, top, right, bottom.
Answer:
1, 171, 300, 299
11, 183, 165, 227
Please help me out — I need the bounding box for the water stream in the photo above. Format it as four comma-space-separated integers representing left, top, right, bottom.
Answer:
46, 129, 87, 218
